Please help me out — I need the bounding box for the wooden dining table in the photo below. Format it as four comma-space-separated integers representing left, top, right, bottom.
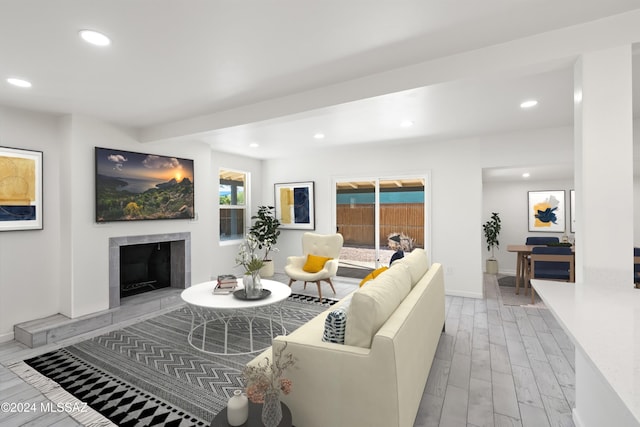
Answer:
506, 244, 575, 296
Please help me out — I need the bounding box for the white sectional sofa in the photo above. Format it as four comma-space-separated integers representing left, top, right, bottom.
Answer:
248, 248, 445, 427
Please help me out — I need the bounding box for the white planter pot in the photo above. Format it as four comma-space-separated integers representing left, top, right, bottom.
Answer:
486, 259, 498, 274
260, 260, 275, 278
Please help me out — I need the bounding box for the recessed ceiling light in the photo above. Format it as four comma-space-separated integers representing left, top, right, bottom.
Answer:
574, 91, 583, 104
522, 172, 530, 178
249, 143, 259, 148
400, 120, 414, 128
79, 29, 111, 46
6, 78, 32, 88
520, 100, 538, 109
313, 133, 325, 140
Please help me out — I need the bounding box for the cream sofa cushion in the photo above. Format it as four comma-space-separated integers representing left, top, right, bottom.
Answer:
345, 263, 411, 347
395, 248, 429, 287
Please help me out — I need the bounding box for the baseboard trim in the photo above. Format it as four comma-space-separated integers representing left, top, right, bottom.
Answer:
0, 331, 15, 343
445, 289, 483, 299
573, 408, 584, 427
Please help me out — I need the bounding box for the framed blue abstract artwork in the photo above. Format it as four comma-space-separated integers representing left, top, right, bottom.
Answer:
274, 181, 315, 230
0, 146, 43, 231
527, 190, 565, 233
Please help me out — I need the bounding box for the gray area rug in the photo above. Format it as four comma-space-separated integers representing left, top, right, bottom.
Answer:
499, 286, 544, 306
497, 275, 516, 287
496, 276, 545, 307
11, 295, 332, 426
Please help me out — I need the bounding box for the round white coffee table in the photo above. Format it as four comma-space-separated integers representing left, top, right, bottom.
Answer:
181, 279, 292, 355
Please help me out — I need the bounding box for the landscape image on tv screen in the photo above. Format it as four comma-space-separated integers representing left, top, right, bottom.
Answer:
95, 147, 195, 222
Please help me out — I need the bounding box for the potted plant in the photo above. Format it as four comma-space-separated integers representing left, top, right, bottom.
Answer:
483, 212, 501, 274
249, 206, 281, 277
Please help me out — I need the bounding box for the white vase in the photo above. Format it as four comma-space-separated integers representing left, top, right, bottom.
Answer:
226, 389, 248, 426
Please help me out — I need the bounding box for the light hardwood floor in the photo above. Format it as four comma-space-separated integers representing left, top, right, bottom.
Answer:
0, 274, 574, 427
414, 274, 575, 427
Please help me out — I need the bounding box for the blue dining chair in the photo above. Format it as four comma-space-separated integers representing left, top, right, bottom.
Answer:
522, 236, 560, 293
528, 246, 574, 304
525, 236, 560, 245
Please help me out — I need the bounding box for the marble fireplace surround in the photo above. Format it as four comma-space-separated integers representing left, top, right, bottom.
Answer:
109, 232, 191, 308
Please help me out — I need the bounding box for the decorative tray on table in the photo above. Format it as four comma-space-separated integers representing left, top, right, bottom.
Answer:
233, 289, 272, 300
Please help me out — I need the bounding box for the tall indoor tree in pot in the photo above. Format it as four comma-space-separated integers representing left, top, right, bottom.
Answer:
483, 212, 501, 274
249, 206, 281, 277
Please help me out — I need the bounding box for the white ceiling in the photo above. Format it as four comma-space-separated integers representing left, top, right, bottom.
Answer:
482, 164, 574, 183
1, 1, 639, 170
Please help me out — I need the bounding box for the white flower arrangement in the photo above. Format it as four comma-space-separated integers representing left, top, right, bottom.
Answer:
235, 234, 264, 274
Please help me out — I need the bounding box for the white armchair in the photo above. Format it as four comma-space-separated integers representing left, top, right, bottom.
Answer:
284, 232, 344, 302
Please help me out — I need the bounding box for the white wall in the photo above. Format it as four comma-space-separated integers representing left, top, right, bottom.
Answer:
635, 175, 640, 247
0, 107, 62, 342
636, 120, 640, 247
60, 116, 215, 317
482, 178, 574, 275
262, 126, 574, 298
0, 109, 262, 340
484, 118, 640, 275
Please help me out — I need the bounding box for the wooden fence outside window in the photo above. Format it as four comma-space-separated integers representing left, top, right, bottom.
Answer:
336, 203, 424, 248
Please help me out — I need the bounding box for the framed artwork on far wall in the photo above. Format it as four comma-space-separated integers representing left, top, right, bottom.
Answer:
570, 189, 575, 233
528, 190, 565, 233
0, 146, 43, 231
274, 181, 315, 230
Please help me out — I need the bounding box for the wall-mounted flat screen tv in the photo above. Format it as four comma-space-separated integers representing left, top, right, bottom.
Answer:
95, 147, 195, 222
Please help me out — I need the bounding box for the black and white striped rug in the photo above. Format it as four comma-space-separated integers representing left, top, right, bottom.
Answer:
10, 294, 335, 426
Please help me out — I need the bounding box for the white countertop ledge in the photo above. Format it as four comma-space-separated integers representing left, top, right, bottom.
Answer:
532, 279, 640, 422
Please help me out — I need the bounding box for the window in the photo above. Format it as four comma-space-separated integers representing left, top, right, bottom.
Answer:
219, 168, 248, 242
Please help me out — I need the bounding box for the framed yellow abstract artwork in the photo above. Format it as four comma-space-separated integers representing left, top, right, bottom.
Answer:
0, 146, 43, 231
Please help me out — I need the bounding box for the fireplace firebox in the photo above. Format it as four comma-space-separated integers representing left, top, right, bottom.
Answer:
120, 242, 171, 298
109, 232, 191, 308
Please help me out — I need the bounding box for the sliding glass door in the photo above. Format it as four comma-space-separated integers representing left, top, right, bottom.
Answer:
378, 177, 425, 264
335, 179, 377, 276
335, 176, 426, 277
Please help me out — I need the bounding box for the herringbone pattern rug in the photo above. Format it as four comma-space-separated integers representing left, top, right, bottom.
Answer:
10, 295, 333, 426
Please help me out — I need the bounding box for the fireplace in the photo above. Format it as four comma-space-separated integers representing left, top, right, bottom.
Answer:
109, 232, 191, 308
120, 242, 171, 298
